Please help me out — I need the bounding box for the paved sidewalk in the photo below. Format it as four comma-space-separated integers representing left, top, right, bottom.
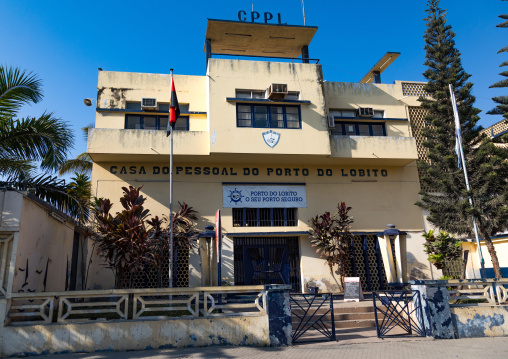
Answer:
36, 337, 508, 359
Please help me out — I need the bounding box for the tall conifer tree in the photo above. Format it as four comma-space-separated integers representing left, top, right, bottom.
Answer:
488, 2, 508, 121
417, 0, 508, 278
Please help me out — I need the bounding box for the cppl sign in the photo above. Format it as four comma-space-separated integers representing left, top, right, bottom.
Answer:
237, 10, 286, 24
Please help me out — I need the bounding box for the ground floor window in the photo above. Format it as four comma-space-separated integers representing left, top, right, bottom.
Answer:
232, 208, 297, 227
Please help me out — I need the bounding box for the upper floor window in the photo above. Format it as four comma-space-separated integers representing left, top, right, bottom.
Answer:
330, 109, 384, 119
235, 90, 300, 101
125, 114, 189, 131
237, 104, 301, 129
125, 102, 189, 113
331, 122, 386, 136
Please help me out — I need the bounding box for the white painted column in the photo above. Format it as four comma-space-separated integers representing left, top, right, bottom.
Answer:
377, 234, 397, 283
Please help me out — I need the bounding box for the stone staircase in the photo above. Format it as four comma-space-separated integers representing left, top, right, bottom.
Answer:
333, 301, 379, 329
291, 297, 382, 342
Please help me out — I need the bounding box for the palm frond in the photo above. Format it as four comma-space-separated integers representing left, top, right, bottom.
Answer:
0, 66, 42, 117
58, 154, 93, 175
0, 113, 74, 172
0, 157, 35, 180
0, 173, 78, 214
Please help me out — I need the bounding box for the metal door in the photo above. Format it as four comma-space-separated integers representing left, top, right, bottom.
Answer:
244, 245, 289, 286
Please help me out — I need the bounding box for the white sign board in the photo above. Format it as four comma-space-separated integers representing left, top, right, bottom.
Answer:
223, 185, 307, 208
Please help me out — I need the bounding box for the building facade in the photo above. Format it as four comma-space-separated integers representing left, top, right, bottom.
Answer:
86, 19, 437, 292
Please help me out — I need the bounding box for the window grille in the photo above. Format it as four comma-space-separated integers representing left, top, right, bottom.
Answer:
233, 208, 297, 227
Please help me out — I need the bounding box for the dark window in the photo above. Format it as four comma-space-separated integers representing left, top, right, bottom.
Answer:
236, 104, 301, 129
331, 122, 386, 136
233, 208, 298, 227
125, 114, 189, 131
126, 102, 142, 110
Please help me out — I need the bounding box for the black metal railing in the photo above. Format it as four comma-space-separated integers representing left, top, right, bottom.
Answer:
372, 290, 425, 338
290, 293, 336, 343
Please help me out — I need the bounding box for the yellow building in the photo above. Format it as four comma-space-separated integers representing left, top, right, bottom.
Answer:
86, 19, 438, 292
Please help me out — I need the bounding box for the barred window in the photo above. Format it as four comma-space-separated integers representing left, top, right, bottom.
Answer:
233, 208, 297, 227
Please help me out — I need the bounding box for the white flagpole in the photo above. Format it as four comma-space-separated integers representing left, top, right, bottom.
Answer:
168, 69, 174, 288
301, 0, 306, 26
449, 84, 487, 278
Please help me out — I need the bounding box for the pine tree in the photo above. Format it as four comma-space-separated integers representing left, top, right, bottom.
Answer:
417, 0, 508, 278
487, 4, 508, 121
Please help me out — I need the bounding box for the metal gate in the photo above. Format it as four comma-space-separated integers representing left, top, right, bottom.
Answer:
234, 236, 301, 292
290, 293, 336, 343
372, 290, 426, 338
244, 246, 289, 286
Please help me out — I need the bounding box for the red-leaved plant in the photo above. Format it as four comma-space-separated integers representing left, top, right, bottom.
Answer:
91, 186, 197, 288
309, 202, 354, 291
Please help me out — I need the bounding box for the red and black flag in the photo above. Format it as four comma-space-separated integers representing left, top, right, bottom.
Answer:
167, 70, 180, 136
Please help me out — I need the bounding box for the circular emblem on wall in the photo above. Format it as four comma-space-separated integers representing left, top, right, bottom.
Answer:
228, 188, 244, 203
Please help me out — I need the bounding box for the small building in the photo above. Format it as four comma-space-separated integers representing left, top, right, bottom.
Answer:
0, 189, 87, 297
86, 18, 438, 293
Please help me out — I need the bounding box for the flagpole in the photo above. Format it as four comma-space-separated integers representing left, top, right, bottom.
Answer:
168, 69, 174, 288
449, 84, 487, 279
301, 0, 306, 26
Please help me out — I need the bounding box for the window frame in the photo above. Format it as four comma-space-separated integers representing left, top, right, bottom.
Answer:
236, 104, 301, 129
232, 208, 298, 227
125, 114, 189, 131
332, 121, 386, 136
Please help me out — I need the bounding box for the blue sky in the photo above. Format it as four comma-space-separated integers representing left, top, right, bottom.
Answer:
1, 0, 506, 180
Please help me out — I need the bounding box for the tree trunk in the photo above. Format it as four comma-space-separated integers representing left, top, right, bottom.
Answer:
329, 263, 343, 292
481, 231, 503, 278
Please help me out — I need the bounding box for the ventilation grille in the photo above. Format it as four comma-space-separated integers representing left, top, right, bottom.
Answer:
130, 247, 189, 288
408, 106, 435, 193
343, 235, 388, 292
401, 82, 430, 97
481, 120, 508, 138
141, 98, 157, 111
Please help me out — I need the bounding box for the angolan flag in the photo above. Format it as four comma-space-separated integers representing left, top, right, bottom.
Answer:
167, 71, 180, 136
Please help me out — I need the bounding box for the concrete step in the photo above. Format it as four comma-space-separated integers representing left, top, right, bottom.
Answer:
335, 312, 377, 321
334, 319, 377, 329
292, 318, 378, 330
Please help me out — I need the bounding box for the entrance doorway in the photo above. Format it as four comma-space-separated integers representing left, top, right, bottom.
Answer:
233, 236, 301, 292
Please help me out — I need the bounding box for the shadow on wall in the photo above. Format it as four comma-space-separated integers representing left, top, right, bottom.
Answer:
407, 252, 430, 281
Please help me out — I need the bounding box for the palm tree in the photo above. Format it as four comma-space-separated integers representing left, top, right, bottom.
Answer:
0, 65, 75, 212
58, 125, 93, 176
67, 173, 92, 223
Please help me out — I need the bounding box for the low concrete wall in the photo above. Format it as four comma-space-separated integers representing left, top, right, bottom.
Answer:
451, 306, 508, 338
411, 279, 508, 339
0, 299, 270, 357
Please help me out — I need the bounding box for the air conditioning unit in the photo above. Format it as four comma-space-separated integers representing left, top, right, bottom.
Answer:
141, 98, 157, 111
267, 83, 288, 100
356, 107, 374, 118
328, 115, 336, 128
